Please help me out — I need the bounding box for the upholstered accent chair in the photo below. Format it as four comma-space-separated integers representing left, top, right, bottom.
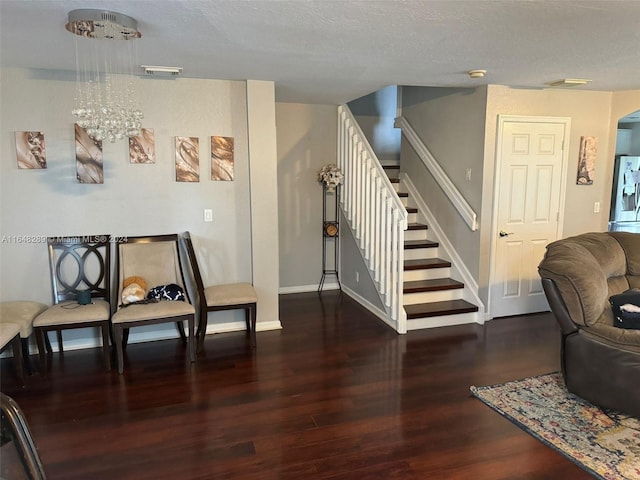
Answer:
0, 301, 48, 374
33, 235, 112, 372
182, 231, 257, 352
111, 234, 196, 374
538, 231, 640, 418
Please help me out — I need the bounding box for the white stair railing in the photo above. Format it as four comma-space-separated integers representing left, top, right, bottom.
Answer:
337, 105, 408, 332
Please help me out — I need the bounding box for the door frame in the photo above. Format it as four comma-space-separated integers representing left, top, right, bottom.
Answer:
488, 114, 572, 318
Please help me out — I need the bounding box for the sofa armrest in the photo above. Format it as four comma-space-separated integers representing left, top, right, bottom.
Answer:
542, 278, 579, 335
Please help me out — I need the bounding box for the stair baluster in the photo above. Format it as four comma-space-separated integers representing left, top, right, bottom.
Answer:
337, 105, 408, 332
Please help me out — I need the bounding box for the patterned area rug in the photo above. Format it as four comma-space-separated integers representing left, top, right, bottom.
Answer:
471, 373, 640, 480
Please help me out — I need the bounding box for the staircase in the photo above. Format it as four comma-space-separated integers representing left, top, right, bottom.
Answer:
384, 165, 479, 330
337, 104, 481, 333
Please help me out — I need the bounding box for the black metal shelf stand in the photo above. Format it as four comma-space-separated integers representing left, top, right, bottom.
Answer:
318, 184, 341, 293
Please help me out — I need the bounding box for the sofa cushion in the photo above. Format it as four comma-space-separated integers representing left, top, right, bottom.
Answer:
607, 275, 633, 299
566, 232, 627, 277
611, 231, 640, 276
539, 241, 607, 326
583, 321, 640, 352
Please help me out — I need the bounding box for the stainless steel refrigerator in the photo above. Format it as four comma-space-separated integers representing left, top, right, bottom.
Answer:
610, 155, 640, 232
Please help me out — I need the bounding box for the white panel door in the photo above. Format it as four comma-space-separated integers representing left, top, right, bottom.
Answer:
491, 120, 567, 318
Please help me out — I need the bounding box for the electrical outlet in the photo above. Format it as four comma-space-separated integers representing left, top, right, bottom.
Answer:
465, 168, 472, 181
204, 209, 213, 222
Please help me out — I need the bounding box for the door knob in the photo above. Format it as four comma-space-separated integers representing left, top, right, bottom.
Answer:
499, 230, 514, 237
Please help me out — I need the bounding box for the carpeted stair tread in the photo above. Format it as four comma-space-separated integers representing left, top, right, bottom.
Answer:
404, 278, 464, 293
405, 299, 478, 319
404, 258, 451, 270
405, 239, 438, 249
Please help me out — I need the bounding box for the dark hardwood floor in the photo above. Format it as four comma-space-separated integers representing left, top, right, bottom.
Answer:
1, 292, 591, 480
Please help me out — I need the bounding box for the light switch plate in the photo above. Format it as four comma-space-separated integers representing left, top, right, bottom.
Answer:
204, 209, 213, 222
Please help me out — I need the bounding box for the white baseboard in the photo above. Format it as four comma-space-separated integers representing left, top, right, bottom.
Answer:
279, 283, 339, 294
341, 285, 398, 333
204, 319, 282, 334
11, 319, 283, 356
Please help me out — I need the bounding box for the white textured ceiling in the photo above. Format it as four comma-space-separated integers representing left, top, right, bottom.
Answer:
2, 0, 640, 104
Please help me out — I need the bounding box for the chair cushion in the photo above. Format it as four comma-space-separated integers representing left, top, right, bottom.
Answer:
0, 323, 21, 349
33, 300, 110, 327
0, 301, 48, 337
204, 283, 257, 307
112, 300, 195, 324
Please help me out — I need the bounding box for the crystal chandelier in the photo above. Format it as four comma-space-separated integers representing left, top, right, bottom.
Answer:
66, 9, 143, 143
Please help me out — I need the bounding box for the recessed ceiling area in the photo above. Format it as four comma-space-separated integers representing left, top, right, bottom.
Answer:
2, 0, 640, 104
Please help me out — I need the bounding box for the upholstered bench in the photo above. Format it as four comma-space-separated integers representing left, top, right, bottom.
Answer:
0, 301, 48, 374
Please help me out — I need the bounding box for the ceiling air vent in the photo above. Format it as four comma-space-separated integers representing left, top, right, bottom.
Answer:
545, 78, 591, 87
142, 66, 182, 77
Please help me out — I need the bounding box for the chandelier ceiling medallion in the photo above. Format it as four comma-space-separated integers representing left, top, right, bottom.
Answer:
65, 9, 143, 143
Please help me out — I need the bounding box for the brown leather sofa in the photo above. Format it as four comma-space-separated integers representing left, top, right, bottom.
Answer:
538, 231, 640, 418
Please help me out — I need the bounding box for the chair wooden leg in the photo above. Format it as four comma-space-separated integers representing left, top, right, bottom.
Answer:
44, 332, 53, 354
101, 322, 111, 371
197, 310, 208, 352
122, 328, 130, 348
188, 316, 196, 363
176, 321, 187, 343
11, 335, 25, 385
114, 325, 125, 374
249, 304, 257, 348
56, 330, 63, 353
245, 309, 251, 339
20, 338, 32, 376
35, 328, 47, 374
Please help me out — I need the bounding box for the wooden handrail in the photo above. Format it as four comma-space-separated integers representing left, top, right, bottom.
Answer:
395, 116, 478, 231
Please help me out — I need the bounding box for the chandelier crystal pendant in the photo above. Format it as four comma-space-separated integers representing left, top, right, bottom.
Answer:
66, 9, 143, 143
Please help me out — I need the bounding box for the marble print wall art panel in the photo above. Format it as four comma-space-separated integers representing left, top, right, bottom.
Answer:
211, 136, 234, 181
175, 136, 200, 182
75, 124, 103, 184
15, 131, 47, 169
129, 128, 155, 164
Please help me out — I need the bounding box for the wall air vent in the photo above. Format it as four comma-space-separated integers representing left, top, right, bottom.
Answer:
141, 66, 182, 77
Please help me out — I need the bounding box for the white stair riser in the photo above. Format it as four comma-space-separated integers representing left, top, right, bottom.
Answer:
406, 311, 479, 330
405, 229, 429, 242
404, 247, 438, 260
406, 212, 417, 224
404, 267, 452, 282
403, 289, 462, 304
384, 169, 400, 180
